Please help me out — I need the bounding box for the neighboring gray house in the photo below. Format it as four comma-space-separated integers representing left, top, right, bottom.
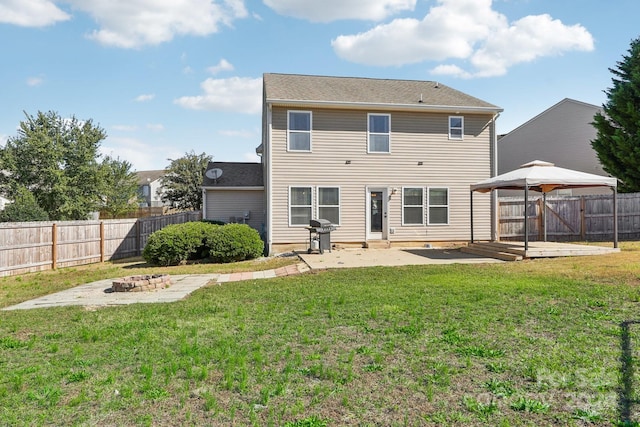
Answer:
136, 170, 167, 207
498, 98, 609, 195
204, 73, 502, 254
202, 162, 264, 233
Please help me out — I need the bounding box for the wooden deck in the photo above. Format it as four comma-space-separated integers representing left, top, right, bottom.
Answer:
461, 241, 620, 261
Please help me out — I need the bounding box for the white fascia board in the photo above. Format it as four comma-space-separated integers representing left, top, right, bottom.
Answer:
266, 99, 503, 114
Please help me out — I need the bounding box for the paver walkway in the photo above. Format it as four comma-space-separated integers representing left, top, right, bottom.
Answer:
2, 247, 499, 311
2, 263, 310, 311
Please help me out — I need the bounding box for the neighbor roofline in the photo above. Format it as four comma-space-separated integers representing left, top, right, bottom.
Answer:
265, 98, 503, 114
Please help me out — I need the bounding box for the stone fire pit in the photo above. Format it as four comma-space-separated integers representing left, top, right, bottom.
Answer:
111, 274, 171, 292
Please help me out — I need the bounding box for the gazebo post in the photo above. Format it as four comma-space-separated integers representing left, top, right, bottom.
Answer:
613, 187, 618, 249
543, 192, 547, 242
524, 186, 529, 252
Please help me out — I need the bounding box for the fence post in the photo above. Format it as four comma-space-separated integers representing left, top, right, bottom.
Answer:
580, 196, 586, 240
537, 198, 544, 240
100, 221, 105, 263
136, 220, 141, 256
51, 223, 57, 270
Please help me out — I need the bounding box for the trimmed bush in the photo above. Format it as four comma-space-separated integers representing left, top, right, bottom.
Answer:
201, 219, 226, 225
143, 221, 218, 266
206, 223, 264, 263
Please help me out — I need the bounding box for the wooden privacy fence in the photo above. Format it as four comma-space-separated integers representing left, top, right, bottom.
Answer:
0, 211, 201, 277
499, 193, 640, 242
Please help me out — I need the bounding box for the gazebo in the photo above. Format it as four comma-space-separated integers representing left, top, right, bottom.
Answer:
470, 160, 618, 251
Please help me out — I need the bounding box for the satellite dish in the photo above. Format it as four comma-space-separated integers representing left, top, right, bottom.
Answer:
205, 168, 223, 180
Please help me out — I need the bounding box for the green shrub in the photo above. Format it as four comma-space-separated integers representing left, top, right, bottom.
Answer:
0, 186, 49, 222
201, 219, 226, 225
143, 222, 218, 266
206, 223, 264, 263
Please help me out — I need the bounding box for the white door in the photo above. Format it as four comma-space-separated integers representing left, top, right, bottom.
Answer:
367, 188, 387, 240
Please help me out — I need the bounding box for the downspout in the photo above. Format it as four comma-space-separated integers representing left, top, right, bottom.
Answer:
267, 103, 273, 255
491, 112, 500, 242
202, 188, 207, 220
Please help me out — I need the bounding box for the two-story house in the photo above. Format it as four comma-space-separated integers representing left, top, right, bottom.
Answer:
498, 98, 609, 195
204, 73, 502, 254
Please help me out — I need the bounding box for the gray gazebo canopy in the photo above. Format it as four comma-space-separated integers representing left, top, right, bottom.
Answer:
470, 160, 618, 250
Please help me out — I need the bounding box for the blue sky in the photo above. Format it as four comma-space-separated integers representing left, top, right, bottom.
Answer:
0, 0, 638, 171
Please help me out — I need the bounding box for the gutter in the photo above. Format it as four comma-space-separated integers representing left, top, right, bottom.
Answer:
266, 98, 503, 114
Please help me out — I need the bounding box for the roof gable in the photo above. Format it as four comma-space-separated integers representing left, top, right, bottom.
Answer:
136, 170, 166, 185
263, 73, 501, 113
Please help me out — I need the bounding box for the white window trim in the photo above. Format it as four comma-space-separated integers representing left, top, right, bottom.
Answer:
402, 187, 424, 226
367, 113, 391, 154
289, 186, 313, 227
287, 110, 312, 152
448, 116, 464, 140
427, 187, 449, 226
317, 186, 341, 226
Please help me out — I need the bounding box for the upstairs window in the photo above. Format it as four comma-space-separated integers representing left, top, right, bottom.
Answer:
428, 188, 449, 225
318, 187, 340, 225
368, 114, 390, 153
449, 116, 464, 140
288, 111, 312, 151
289, 187, 312, 226
402, 187, 424, 225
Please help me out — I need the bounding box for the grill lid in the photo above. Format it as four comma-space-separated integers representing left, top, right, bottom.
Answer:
310, 219, 332, 228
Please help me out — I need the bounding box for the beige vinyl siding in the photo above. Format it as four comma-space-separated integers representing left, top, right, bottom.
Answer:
269, 106, 493, 244
205, 189, 265, 232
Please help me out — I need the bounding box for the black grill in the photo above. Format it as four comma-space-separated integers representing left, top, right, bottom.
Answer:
307, 219, 336, 254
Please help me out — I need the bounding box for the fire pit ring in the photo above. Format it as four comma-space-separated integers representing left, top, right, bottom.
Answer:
111, 274, 171, 292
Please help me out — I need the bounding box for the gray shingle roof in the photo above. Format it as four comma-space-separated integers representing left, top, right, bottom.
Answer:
136, 170, 165, 186
202, 162, 263, 187
263, 73, 501, 111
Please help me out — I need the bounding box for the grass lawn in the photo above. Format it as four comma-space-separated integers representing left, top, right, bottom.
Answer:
1, 243, 640, 426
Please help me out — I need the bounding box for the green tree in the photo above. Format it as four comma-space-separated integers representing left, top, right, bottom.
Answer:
0, 111, 107, 219
160, 151, 212, 211
99, 156, 140, 218
591, 36, 640, 192
0, 186, 49, 222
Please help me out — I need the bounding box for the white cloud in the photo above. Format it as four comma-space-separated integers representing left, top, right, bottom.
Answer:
112, 124, 138, 132
208, 58, 234, 74
0, 134, 8, 148
332, 0, 594, 78
26, 76, 44, 87
174, 76, 262, 113
243, 151, 260, 162
218, 129, 257, 138
65, 0, 248, 48
101, 137, 181, 171
146, 123, 165, 132
183, 66, 194, 75
264, 0, 415, 22
0, 0, 70, 27
135, 94, 155, 102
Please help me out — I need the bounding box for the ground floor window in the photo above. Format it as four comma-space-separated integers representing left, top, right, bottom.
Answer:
289, 187, 312, 226
428, 187, 449, 225
318, 187, 340, 225
402, 187, 424, 225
